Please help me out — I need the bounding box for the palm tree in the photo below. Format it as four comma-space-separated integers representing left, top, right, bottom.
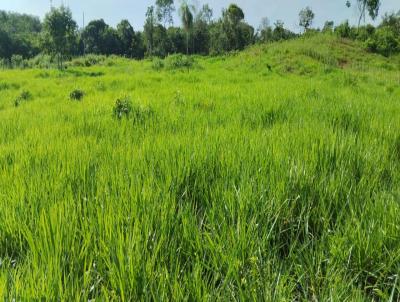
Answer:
179, 1, 193, 55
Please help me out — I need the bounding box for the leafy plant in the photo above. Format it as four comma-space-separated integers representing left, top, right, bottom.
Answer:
151, 58, 164, 71
69, 89, 85, 101
14, 90, 32, 107
113, 98, 133, 119
165, 54, 195, 70
366, 26, 400, 56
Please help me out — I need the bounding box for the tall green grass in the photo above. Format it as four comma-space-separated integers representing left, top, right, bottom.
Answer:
0, 35, 399, 300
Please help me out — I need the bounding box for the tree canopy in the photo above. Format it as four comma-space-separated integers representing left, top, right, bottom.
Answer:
1, 0, 398, 65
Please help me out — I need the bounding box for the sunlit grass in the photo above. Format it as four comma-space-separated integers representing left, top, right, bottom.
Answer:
0, 35, 399, 300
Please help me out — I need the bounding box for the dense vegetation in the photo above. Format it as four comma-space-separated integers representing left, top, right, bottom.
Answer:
0, 34, 399, 300
0, 0, 399, 67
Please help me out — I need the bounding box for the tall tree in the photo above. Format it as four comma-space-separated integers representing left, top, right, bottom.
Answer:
222, 4, 246, 50
42, 5, 77, 69
179, 2, 194, 55
0, 29, 12, 59
117, 19, 135, 56
225, 4, 244, 25
299, 7, 315, 32
196, 4, 213, 24
258, 17, 273, 43
82, 19, 109, 54
346, 0, 381, 26
323, 21, 335, 33
144, 6, 157, 56
156, 0, 175, 27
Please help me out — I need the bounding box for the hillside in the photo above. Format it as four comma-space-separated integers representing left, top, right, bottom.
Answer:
0, 35, 399, 300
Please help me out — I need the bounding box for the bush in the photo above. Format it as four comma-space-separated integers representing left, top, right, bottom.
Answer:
69, 55, 107, 67
113, 98, 132, 119
151, 58, 164, 71
27, 54, 54, 69
366, 27, 400, 56
19, 91, 32, 100
335, 21, 351, 38
69, 89, 85, 101
14, 90, 32, 107
11, 55, 24, 68
113, 98, 155, 125
356, 24, 376, 42
0, 58, 10, 69
165, 54, 195, 70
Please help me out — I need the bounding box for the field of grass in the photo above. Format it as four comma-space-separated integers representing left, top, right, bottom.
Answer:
0, 35, 399, 300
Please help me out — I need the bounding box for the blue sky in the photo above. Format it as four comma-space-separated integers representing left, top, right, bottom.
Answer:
1, 0, 399, 32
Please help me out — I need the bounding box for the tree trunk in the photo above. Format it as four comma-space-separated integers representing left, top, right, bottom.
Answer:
358, 1, 367, 28
186, 31, 189, 55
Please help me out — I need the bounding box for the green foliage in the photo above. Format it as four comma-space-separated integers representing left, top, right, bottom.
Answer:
69, 54, 107, 67
27, 54, 55, 69
335, 20, 352, 38
113, 97, 132, 119
14, 90, 32, 107
299, 7, 315, 31
179, 2, 194, 55
156, 0, 175, 26
322, 21, 334, 33
165, 54, 194, 69
0, 10, 41, 59
82, 19, 121, 56
42, 6, 78, 68
11, 55, 25, 69
69, 89, 84, 101
366, 26, 400, 56
1, 14, 400, 302
151, 57, 164, 70
144, 6, 157, 57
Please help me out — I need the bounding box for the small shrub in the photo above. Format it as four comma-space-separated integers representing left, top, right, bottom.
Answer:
165, 54, 195, 70
20, 91, 32, 100
365, 26, 400, 57
0, 58, 10, 69
335, 21, 351, 38
14, 90, 32, 107
69, 55, 107, 67
11, 55, 24, 69
0, 83, 10, 91
151, 58, 164, 71
113, 98, 155, 125
27, 54, 54, 69
70, 89, 85, 101
113, 98, 132, 119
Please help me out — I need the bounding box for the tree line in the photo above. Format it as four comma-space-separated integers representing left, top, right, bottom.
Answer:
0, 0, 398, 66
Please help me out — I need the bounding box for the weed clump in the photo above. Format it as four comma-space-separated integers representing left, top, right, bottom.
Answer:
69, 54, 107, 67
0, 82, 20, 91
0, 83, 10, 91
165, 54, 195, 70
113, 98, 132, 119
151, 58, 164, 71
14, 90, 32, 107
113, 98, 155, 125
70, 89, 85, 101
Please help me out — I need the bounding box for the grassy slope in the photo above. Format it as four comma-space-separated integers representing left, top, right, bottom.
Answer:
0, 34, 399, 300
